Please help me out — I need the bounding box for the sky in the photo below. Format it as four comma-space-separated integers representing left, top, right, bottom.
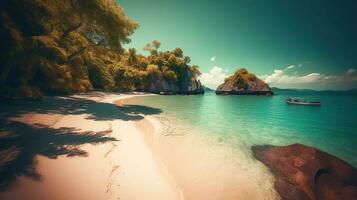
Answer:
118, 0, 357, 90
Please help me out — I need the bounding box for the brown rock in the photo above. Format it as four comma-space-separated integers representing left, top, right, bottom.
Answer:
215, 68, 273, 95
146, 68, 204, 95
252, 144, 357, 200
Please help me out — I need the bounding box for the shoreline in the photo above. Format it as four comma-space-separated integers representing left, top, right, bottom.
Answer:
0, 92, 183, 200
134, 115, 186, 200
0, 92, 285, 200
124, 96, 279, 200
125, 93, 357, 200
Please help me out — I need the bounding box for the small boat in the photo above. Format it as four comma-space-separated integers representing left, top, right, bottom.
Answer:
286, 97, 321, 106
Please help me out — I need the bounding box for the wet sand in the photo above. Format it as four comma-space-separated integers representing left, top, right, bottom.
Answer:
0, 92, 182, 200
125, 97, 279, 200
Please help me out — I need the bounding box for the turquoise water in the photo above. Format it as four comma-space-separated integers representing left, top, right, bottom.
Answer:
129, 92, 357, 167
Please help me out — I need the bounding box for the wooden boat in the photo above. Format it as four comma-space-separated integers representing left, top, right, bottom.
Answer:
286, 97, 321, 106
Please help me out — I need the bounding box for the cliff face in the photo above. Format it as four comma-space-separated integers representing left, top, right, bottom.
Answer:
147, 69, 204, 94
178, 70, 205, 94
216, 68, 273, 95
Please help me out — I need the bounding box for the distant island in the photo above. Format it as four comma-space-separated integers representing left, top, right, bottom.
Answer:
204, 87, 215, 92
272, 87, 357, 95
216, 68, 273, 95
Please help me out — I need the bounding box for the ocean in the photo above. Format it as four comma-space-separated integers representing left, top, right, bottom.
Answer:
126, 91, 357, 199
129, 91, 357, 167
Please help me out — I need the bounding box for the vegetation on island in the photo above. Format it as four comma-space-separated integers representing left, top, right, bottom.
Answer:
0, 0, 202, 99
216, 68, 273, 95
227, 68, 257, 89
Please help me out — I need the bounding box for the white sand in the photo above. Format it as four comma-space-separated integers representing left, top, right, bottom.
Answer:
0, 92, 279, 200
0, 92, 182, 200
137, 115, 279, 200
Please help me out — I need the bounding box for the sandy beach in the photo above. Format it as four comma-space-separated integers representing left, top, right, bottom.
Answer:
2, 1, 356, 199
0, 92, 280, 200
0, 92, 182, 200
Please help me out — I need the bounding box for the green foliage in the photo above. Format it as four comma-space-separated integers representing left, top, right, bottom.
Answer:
143, 40, 161, 52
114, 40, 202, 92
0, 2, 202, 98
225, 68, 258, 89
172, 48, 183, 58
127, 48, 138, 66
87, 64, 114, 91
112, 62, 148, 92
0, 0, 137, 98
190, 65, 201, 79
183, 56, 191, 64
162, 66, 178, 84
236, 68, 248, 74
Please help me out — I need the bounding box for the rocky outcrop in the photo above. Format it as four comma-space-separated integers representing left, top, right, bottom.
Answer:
252, 144, 357, 200
178, 70, 205, 94
147, 78, 179, 94
215, 68, 273, 95
146, 69, 204, 95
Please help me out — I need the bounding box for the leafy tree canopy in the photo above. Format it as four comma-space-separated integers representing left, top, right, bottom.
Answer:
0, 1, 202, 98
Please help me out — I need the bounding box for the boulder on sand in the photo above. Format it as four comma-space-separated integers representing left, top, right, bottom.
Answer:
252, 143, 357, 200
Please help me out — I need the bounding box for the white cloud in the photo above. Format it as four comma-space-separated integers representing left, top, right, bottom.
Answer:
210, 56, 216, 62
199, 66, 228, 89
260, 70, 321, 84
346, 68, 356, 76
260, 68, 357, 90
285, 65, 295, 71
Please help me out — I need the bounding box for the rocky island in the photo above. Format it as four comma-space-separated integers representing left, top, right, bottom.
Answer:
215, 68, 273, 95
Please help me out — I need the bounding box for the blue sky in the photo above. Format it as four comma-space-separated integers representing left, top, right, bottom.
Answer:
118, 0, 357, 90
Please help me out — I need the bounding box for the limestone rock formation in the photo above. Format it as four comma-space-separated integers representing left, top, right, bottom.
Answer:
147, 69, 204, 94
216, 68, 273, 95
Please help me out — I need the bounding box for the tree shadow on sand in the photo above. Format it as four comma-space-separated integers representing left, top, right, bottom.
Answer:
0, 94, 163, 191
0, 119, 117, 191
0, 95, 162, 121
